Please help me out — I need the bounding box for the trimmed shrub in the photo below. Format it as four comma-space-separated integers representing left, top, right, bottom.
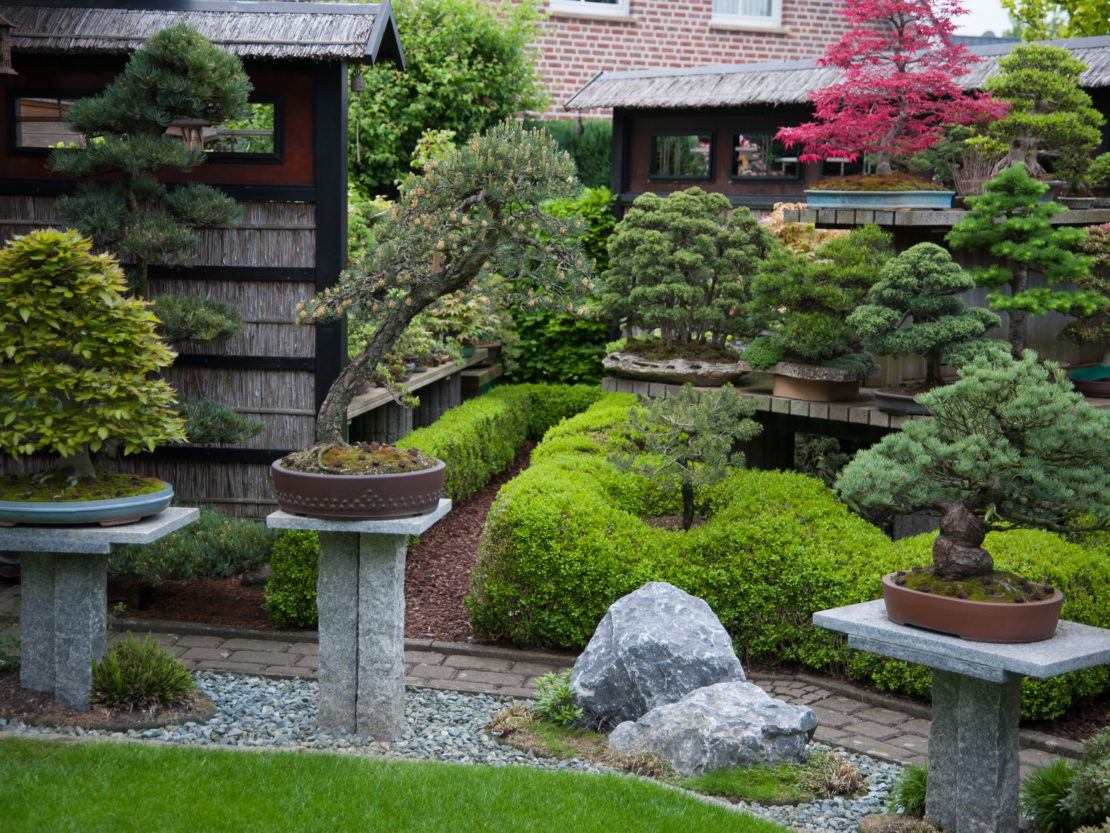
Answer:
264, 531, 319, 629
467, 395, 1110, 720
90, 633, 196, 710
109, 509, 277, 586
399, 383, 605, 502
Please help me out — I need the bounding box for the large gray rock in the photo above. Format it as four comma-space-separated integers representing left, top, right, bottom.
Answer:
569, 582, 745, 726
608, 681, 818, 776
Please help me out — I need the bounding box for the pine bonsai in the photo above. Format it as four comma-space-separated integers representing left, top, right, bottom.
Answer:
299, 121, 591, 449
1059, 223, 1110, 365
836, 348, 1110, 581
47, 23, 251, 297
945, 165, 1104, 355
744, 224, 893, 371
847, 242, 1000, 389
597, 187, 779, 355
776, 0, 1007, 176
616, 384, 761, 531
0, 229, 186, 484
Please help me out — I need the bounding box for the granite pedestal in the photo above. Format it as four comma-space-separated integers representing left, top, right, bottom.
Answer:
814, 600, 1110, 833
2, 507, 198, 710
267, 500, 451, 740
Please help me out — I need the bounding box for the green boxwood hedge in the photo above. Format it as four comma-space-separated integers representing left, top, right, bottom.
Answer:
399, 383, 604, 502
466, 395, 1110, 720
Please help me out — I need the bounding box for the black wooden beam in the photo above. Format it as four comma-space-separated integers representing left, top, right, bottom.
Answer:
0, 179, 315, 203
148, 265, 315, 283
173, 355, 315, 371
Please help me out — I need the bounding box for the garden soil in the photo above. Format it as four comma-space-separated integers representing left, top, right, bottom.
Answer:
2, 440, 1107, 743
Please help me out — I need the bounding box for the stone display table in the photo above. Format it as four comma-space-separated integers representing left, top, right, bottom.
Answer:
4, 507, 199, 710
267, 500, 451, 740
814, 600, 1110, 833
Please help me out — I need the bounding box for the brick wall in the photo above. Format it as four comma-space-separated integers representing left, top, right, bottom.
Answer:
525, 0, 852, 119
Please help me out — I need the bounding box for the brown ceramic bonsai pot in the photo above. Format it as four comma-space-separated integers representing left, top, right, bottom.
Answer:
881, 573, 1063, 643
270, 458, 445, 520
768, 361, 861, 402
873, 388, 930, 416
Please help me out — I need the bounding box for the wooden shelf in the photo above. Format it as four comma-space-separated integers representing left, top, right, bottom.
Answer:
347, 349, 488, 420
782, 207, 1110, 229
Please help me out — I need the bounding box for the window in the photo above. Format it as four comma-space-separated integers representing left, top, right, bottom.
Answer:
649, 133, 714, 180
13, 96, 84, 148
711, 0, 782, 29
730, 133, 798, 179
821, 156, 866, 178
548, 0, 630, 18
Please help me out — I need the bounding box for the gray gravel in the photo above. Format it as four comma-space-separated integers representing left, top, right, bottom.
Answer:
0, 671, 906, 831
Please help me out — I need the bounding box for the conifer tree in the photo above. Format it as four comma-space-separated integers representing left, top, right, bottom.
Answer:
47, 24, 251, 297
848, 242, 1000, 387
1059, 223, 1110, 364
945, 165, 1104, 355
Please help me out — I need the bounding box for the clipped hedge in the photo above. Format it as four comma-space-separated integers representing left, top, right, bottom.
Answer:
466, 395, 1110, 720
398, 383, 605, 502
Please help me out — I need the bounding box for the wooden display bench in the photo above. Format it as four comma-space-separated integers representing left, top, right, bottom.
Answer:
460, 363, 503, 400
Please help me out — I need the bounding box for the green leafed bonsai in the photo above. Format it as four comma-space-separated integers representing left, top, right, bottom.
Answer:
47, 23, 251, 297
615, 384, 761, 531
743, 224, 893, 373
836, 348, 1110, 581
0, 229, 186, 484
847, 242, 1001, 390
597, 187, 780, 356
945, 165, 1105, 355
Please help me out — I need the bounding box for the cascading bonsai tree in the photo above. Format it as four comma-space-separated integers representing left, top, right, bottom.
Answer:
775, 0, 1007, 177
0, 229, 186, 491
743, 224, 894, 373
294, 120, 591, 464
945, 165, 1105, 355
836, 348, 1110, 584
847, 242, 1001, 392
597, 187, 780, 357
614, 384, 761, 531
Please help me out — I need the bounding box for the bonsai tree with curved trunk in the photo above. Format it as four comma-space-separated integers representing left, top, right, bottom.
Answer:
300, 121, 591, 448
836, 348, 1110, 580
776, 0, 1007, 176
0, 229, 186, 483
848, 242, 1001, 390
945, 165, 1104, 355
597, 187, 779, 352
47, 23, 250, 298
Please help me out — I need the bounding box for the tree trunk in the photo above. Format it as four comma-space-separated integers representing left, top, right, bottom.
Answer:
932, 501, 993, 580
681, 481, 694, 531
875, 150, 893, 177
1008, 263, 1028, 356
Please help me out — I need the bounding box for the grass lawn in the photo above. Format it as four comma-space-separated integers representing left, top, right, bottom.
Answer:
0, 737, 791, 833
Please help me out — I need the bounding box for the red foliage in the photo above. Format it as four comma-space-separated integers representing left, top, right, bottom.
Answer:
776, 0, 1009, 174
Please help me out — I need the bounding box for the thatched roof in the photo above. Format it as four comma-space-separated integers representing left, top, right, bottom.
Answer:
565, 35, 1110, 111
4, 0, 404, 64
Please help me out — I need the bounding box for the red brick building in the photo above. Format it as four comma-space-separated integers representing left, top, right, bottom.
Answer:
526, 0, 853, 118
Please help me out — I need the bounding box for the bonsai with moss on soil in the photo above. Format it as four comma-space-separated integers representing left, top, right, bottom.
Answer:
0, 230, 186, 525
836, 348, 1110, 642
271, 121, 592, 520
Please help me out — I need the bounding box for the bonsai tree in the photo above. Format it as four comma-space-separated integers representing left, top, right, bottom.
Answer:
776, 0, 1007, 176
298, 120, 591, 449
597, 188, 778, 355
836, 348, 1110, 581
47, 23, 251, 297
744, 224, 894, 372
979, 43, 1105, 186
1059, 222, 1110, 365
945, 165, 1104, 355
0, 229, 186, 483
847, 242, 1001, 390
616, 384, 761, 531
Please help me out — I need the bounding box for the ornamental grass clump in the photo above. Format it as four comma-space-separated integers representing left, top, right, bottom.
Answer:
836, 348, 1110, 585
90, 634, 196, 711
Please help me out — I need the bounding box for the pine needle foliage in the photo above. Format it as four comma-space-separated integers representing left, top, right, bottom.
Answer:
47, 24, 251, 296
848, 242, 1000, 386
945, 165, 1103, 354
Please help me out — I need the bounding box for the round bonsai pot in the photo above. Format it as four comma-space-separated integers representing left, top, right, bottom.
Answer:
881, 573, 1063, 643
768, 361, 861, 402
873, 389, 930, 416
0, 482, 173, 527
1069, 366, 1110, 398
270, 458, 445, 520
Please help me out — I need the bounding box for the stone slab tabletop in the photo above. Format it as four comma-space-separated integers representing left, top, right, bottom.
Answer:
267, 499, 452, 536
0, 507, 199, 555
814, 600, 1110, 683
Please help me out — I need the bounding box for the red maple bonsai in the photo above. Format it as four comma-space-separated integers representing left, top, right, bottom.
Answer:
777, 0, 1008, 176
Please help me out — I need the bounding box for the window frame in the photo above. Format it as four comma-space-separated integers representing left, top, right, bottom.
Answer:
728, 132, 800, 181
647, 131, 716, 182
547, 0, 631, 20
709, 0, 784, 30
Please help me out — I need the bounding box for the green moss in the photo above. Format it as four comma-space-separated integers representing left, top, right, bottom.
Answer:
891, 567, 1055, 603
809, 173, 949, 191
279, 442, 439, 475
0, 473, 165, 503
618, 337, 740, 363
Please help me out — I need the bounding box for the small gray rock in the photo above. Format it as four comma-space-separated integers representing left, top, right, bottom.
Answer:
570, 582, 745, 725
608, 681, 818, 776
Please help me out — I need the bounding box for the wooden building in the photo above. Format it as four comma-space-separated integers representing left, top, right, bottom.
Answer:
0, 0, 404, 517
565, 35, 1110, 213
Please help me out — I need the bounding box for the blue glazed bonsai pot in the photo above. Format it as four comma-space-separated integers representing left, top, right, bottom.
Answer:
0, 483, 173, 526
805, 190, 955, 209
